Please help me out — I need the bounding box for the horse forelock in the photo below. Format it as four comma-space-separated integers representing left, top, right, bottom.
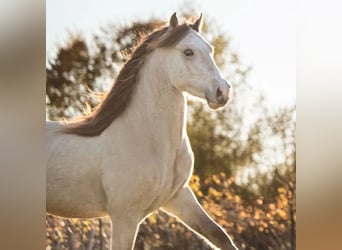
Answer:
61, 23, 195, 137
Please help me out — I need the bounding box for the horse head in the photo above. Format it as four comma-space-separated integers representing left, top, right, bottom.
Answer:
157, 12, 231, 109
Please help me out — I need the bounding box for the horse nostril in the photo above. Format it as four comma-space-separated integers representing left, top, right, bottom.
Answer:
216, 87, 223, 98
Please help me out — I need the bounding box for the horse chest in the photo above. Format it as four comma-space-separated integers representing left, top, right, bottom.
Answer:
145, 139, 194, 212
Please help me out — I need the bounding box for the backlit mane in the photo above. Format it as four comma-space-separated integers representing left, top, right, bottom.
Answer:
62, 23, 193, 136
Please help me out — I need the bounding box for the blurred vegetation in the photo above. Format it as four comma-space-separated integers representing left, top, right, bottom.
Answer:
46, 10, 296, 250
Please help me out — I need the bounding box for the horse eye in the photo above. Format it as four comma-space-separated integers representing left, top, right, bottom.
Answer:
184, 49, 194, 56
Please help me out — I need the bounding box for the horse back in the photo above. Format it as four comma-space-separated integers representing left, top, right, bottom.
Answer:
46, 120, 107, 218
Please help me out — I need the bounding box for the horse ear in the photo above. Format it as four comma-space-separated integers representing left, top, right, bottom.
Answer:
169, 12, 179, 28
191, 13, 203, 32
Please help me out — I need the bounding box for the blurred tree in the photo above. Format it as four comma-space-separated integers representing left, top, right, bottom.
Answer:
46, 20, 164, 120
46, 35, 107, 120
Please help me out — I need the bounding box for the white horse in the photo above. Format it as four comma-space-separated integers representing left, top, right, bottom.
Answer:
47, 13, 238, 250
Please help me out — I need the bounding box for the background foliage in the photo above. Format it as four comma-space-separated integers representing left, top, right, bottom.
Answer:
46, 11, 295, 250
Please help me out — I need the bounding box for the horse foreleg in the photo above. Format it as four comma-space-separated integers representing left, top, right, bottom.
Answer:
162, 186, 239, 250
108, 213, 140, 250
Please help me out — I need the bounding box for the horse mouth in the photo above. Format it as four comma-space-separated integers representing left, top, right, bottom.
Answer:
207, 101, 225, 110
206, 96, 229, 110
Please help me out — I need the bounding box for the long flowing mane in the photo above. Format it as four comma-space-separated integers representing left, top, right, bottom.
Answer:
62, 23, 194, 136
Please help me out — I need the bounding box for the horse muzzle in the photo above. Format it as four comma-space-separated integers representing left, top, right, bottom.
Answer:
206, 81, 231, 110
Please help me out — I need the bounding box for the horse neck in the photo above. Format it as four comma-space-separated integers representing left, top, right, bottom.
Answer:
105, 51, 187, 147
138, 51, 187, 139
